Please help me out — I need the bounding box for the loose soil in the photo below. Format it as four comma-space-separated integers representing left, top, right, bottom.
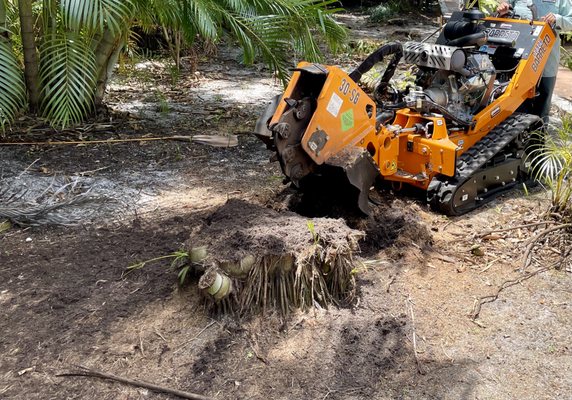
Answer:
187, 198, 362, 261
1, 12, 572, 400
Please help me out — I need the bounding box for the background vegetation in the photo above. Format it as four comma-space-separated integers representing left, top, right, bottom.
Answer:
0, 0, 347, 130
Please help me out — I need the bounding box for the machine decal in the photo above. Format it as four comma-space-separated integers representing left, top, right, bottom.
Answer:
531, 34, 551, 72
341, 109, 355, 132
338, 78, 361, 105
326, 92, 343, 117
491, 106, 501, 118
485, 28, 520, 43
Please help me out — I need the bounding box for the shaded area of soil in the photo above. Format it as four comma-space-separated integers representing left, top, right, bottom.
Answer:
184, 272, 479, 400
0, 212, 200, 399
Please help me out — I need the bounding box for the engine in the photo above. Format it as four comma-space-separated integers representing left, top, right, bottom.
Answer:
401, 41, 498, 124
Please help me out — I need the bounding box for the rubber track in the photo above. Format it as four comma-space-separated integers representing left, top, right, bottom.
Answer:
427, 113, 542, 215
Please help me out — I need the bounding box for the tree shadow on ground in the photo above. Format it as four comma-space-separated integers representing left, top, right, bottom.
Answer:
187, 311, 478, 400
0, 210, 206, 377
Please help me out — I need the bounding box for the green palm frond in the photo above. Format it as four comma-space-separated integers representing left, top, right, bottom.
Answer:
0, 41, 26, 131
134, 0, 181, 27
60, 0, 133, 35
181, 0, 221, 41
530, 130, 572, 180
1, 0, 19, 32
216, 0, 346, 82
222, 0, 256, 15
39, 32, 97, 128
529, 120, 572, 213
155, 0, 184, 27
222, 12, 292, 80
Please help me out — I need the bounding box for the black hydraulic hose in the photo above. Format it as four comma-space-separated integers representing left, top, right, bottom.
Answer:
487, 37, 515, 47
349, 42, 403, 84
447, 31, 487, 47
384, 101, 407, 109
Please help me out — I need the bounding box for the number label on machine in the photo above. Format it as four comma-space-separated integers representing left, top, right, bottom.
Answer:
339, 78, 360, 105
531, 34, 551, 72
485, 28, 520, 42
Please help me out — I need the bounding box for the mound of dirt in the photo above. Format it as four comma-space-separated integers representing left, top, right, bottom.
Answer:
267, 186, 434, 257
351, 200, 434, 257
186, 199, 364, 314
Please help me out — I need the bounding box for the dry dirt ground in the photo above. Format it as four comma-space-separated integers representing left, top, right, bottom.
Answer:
1, 13, 572, 400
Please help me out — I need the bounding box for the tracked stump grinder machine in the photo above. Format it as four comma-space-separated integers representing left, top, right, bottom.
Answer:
255, 8, 557, 215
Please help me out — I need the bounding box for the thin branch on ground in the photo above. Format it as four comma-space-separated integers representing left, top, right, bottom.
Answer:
477, 221, 558, 238
470, 259, 564, 321
0, 135, 238, 148
17, 158, 41, 179
406, 296, 425, 375
57, 365, 213, 400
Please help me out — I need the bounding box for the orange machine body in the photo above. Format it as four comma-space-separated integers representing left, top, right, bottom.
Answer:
270, 17, 556, 190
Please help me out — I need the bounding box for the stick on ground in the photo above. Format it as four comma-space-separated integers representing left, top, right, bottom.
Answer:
477, 221, 558, 238
521, 223, 572, 271
470, 260, 563, 321
57, 365, 213, 400
407, 296, 425, 375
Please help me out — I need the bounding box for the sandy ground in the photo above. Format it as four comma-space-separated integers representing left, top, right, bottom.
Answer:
1, 12, 572, 400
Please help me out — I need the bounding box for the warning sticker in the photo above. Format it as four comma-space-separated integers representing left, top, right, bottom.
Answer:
326, 92, 343, 117
341, 109, 355, 132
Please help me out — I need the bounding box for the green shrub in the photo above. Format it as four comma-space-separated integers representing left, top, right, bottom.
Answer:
369, 2, 412, 21
530, 114, 572, 217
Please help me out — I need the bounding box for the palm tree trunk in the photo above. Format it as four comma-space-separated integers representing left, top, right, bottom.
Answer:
1, 0, 9, 41
94, 29, 122, 107
162, 27, 182, 70
18, 0, 40, 112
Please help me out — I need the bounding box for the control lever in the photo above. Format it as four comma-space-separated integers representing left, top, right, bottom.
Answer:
494, 4, 514, 18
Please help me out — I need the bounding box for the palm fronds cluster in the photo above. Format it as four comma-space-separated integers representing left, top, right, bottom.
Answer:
529, 115, 572, 218
0, 0, 346, 130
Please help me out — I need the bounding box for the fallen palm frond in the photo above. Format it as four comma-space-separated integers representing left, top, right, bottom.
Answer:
188, 199, 363, 315
0, 181, 110, 226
